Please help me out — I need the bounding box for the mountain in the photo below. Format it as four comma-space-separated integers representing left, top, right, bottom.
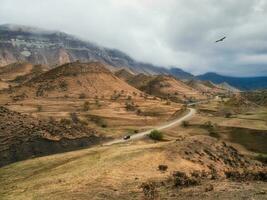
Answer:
143, 75, 206, 102
186, 79, 240, 95
168, 67, 194, 80
0, 24, 192, 78
12, 61, 141, 98
217, 82, 240, 93
197, 72, 267, 90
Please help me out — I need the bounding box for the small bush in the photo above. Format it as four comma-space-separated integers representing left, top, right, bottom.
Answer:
149, 130, 163, 141
87, 115, 108, 128
59, 81, 68, 91
225, 112, 232, 118
79, 93, 86, 99
37, 105, 43, 112
48, 116, 56, 123
125, 102, 136, 111
95, 99, 100, 106
83, 101, 90, 111
70, 112, 79, 123
136, 109, 142, 115
165, 100, 171, 105
173, 171, 200, 188
182, 121, 189, 127
60, 118, 72, 125
255, 154, 267, 164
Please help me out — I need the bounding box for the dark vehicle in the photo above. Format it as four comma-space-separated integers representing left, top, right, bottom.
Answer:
123, 135, 131, 140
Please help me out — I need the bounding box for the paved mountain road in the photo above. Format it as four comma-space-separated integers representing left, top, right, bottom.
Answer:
104, 108, 196, 146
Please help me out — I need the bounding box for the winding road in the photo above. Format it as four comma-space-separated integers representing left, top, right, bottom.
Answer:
104, 108, 196, 146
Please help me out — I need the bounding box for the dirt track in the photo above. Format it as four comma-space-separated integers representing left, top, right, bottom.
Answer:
104, 108, 196, 145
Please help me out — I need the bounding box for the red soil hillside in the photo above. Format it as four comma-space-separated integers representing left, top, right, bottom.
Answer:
13, 61, 142, 98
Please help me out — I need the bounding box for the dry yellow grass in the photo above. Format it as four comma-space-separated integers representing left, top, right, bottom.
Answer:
0, 140, 203, 200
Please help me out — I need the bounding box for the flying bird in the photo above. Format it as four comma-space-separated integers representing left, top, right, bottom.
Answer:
215, 36, 226, 43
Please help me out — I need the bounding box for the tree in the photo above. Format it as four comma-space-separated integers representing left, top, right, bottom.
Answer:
149, 130, 163, 141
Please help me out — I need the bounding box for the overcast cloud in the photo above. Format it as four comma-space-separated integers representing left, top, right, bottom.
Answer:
0, 0, 267, 76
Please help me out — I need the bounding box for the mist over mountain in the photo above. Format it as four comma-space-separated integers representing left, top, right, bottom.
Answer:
0, 24, 191, 79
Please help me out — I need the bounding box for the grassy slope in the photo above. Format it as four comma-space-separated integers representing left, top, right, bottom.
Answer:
0, 142, 194, 200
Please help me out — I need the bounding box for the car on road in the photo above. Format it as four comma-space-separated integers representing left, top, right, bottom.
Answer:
123, 135, 131, 140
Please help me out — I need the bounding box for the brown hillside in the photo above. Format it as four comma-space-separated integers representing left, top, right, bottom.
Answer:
143, 75, 206, 102
128, 73, 155, 90
117, 73, 206, 102
115, 68, 135, 82
0, 106, 104, 167
0, 62, 48, 83
12, 61, 141, 98
187, 79, 228, 95
0, 78, 9, 90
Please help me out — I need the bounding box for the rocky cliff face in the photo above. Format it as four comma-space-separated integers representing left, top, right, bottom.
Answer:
0, 24, 192, 78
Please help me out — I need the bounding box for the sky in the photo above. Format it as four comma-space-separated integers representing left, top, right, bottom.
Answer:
0, 0, 267, 76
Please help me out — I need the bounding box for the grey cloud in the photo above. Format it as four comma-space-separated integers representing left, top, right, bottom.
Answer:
0, 0, 267, 76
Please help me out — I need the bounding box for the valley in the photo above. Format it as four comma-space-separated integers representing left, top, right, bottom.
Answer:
0, 25, 266, 200
0, 60, 266, 200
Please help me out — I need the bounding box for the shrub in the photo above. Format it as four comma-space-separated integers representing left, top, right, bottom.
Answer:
59, 81, 68, 91
149, 130, 163, 141
87, 115, 108, 128
225, 112, 232, 118
173, 171, 200, 188
83, 101, 90, 111
37, 105, 43, 112
48, 116, 56, 123
204, 122, 219, 138
111, 93, 121, 100
95, 99, 100, 106
255, 154, 267, 164
60, 118, 72, 125
79, 93, 86, 99
125, 102, 136, 111
182, 121, 189, 127
70, 112, 79, 123
165, 100, 171, 105
136, 109, 142, 115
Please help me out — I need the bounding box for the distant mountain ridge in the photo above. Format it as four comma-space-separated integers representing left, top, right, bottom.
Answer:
1, 24, 267, 90
197, 72, 267, 90
0, 24, 191, 79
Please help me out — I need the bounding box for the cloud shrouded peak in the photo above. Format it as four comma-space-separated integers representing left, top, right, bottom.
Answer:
0, 0, 267, 76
